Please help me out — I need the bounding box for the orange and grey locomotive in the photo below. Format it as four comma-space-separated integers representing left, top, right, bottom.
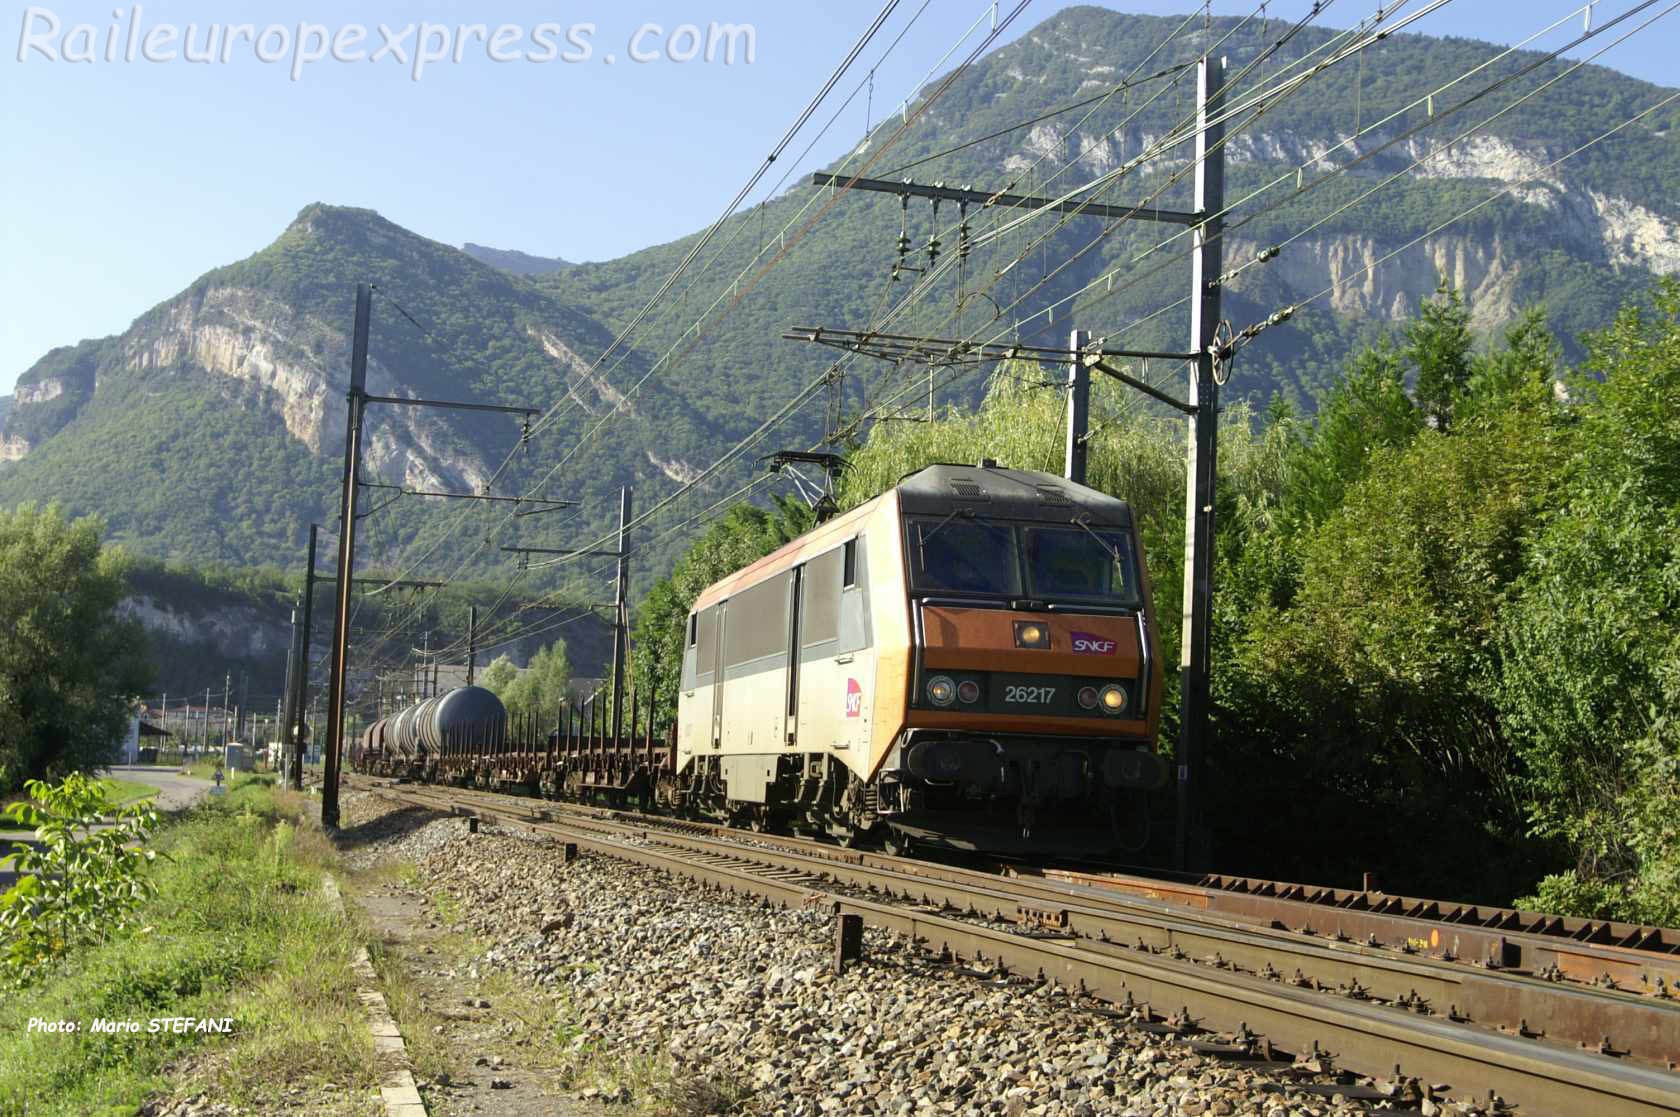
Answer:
671, 461, 1166, 855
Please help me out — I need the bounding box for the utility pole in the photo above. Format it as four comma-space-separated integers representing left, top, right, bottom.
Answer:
222, 673, 231, 750
286, 524, 318, 792
318, 284, 542, 828
467, 605, 478, 686
499, 484, 634, 740
203, 686, 211, 758
610, 487, 632, 743
797, 55, 1231, 872
322, 283, 372, 829
1176, 54, 1226, 873
281, 606, 298, 761
1065, 327, 1090, 485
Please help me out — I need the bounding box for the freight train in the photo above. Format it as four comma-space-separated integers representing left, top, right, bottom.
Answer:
354, 461, 1168, 857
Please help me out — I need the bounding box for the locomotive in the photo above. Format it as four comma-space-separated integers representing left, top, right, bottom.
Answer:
355, 461, 1167, 857
674, 460, 1166, 855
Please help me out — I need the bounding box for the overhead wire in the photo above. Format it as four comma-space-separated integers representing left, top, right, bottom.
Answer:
441, 2, 1040, 591
346, 0, 921, 627
357, 3, 1017, 670
824, 0, 1371, 426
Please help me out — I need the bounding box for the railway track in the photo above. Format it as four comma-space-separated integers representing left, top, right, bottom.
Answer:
344, 775, 1680, 1116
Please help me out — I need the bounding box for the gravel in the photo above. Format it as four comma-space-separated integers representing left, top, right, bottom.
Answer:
340, 791, 1478, 1116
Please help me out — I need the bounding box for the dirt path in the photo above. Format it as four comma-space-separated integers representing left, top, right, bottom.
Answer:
342, 810, 606, 1117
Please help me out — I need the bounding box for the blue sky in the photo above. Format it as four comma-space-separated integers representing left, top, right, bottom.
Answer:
2, 1, 1673, 391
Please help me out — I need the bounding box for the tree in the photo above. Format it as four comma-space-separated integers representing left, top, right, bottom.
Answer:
1495, 279, 1680, 924
1406, 280, 1474, 430
501, 640, 571, 729
478, 654, 518, 698
1465, 306, 1559, 409
0, 504, 151, 791
1, 773, 159, 984
1285, 339, 1421, 528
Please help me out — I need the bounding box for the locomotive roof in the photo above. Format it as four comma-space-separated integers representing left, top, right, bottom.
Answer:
896, 462, 1133, 526
691, 462, 1136, 613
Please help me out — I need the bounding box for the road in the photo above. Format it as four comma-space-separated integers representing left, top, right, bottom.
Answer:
0, 765, 213, 891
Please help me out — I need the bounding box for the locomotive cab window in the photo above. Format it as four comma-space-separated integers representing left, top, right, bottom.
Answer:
687, 613, 698, 647
842, 539, 858, 588
1021, 526, 1142, 606
908, 517, 1021, 596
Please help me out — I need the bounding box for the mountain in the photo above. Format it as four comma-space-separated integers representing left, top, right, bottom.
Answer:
461, 243, 574, 276
2, 6, 1676, 588
0, 203, 718, 578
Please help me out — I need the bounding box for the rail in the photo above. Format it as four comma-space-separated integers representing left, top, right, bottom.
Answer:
347, 776, 1680, 1116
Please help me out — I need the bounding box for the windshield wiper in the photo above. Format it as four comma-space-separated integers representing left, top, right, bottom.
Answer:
921, 507, 975, 546
1069, 514, 1122, 564
918, 507, 975, 577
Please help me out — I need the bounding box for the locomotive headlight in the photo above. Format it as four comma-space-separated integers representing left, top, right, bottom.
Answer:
926, 675, 957, 707
1077, 686, 1099, 710
1099, 684, 1127, 714
1013, 621, 1049, 649
956, 679, 981, 704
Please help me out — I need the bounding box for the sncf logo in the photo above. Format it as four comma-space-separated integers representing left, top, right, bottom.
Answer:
1071, 632, 1116, 655
845, 678, 863, 717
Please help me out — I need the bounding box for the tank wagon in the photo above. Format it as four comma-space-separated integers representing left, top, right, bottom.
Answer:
354, 462, 1167, 858
354, 685, 507, 780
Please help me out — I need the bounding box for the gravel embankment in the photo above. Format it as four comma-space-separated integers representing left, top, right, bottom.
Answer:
342, 792, 1466, 1116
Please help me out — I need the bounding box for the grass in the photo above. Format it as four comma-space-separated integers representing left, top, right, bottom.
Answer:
0, 776, 381, 1116
181, 759, 220, 781
93, 777, 159, 806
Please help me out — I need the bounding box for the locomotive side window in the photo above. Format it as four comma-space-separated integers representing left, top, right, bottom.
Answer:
723, 571, 792, 669
909, 518, 1021, 596
694, 607, 719, 679
842, 539, 857, 588
801, 547, 842, 647
687, 613, 698, 647
1021, 526, 1141, 606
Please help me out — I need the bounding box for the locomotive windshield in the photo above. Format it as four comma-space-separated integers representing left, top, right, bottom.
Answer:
908, 517, 1141, 607
908, 518, 1021, 595
1021, 526, 1141, 606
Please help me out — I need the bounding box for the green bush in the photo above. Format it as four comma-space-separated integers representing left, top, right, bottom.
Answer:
1, 773, 160, 985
